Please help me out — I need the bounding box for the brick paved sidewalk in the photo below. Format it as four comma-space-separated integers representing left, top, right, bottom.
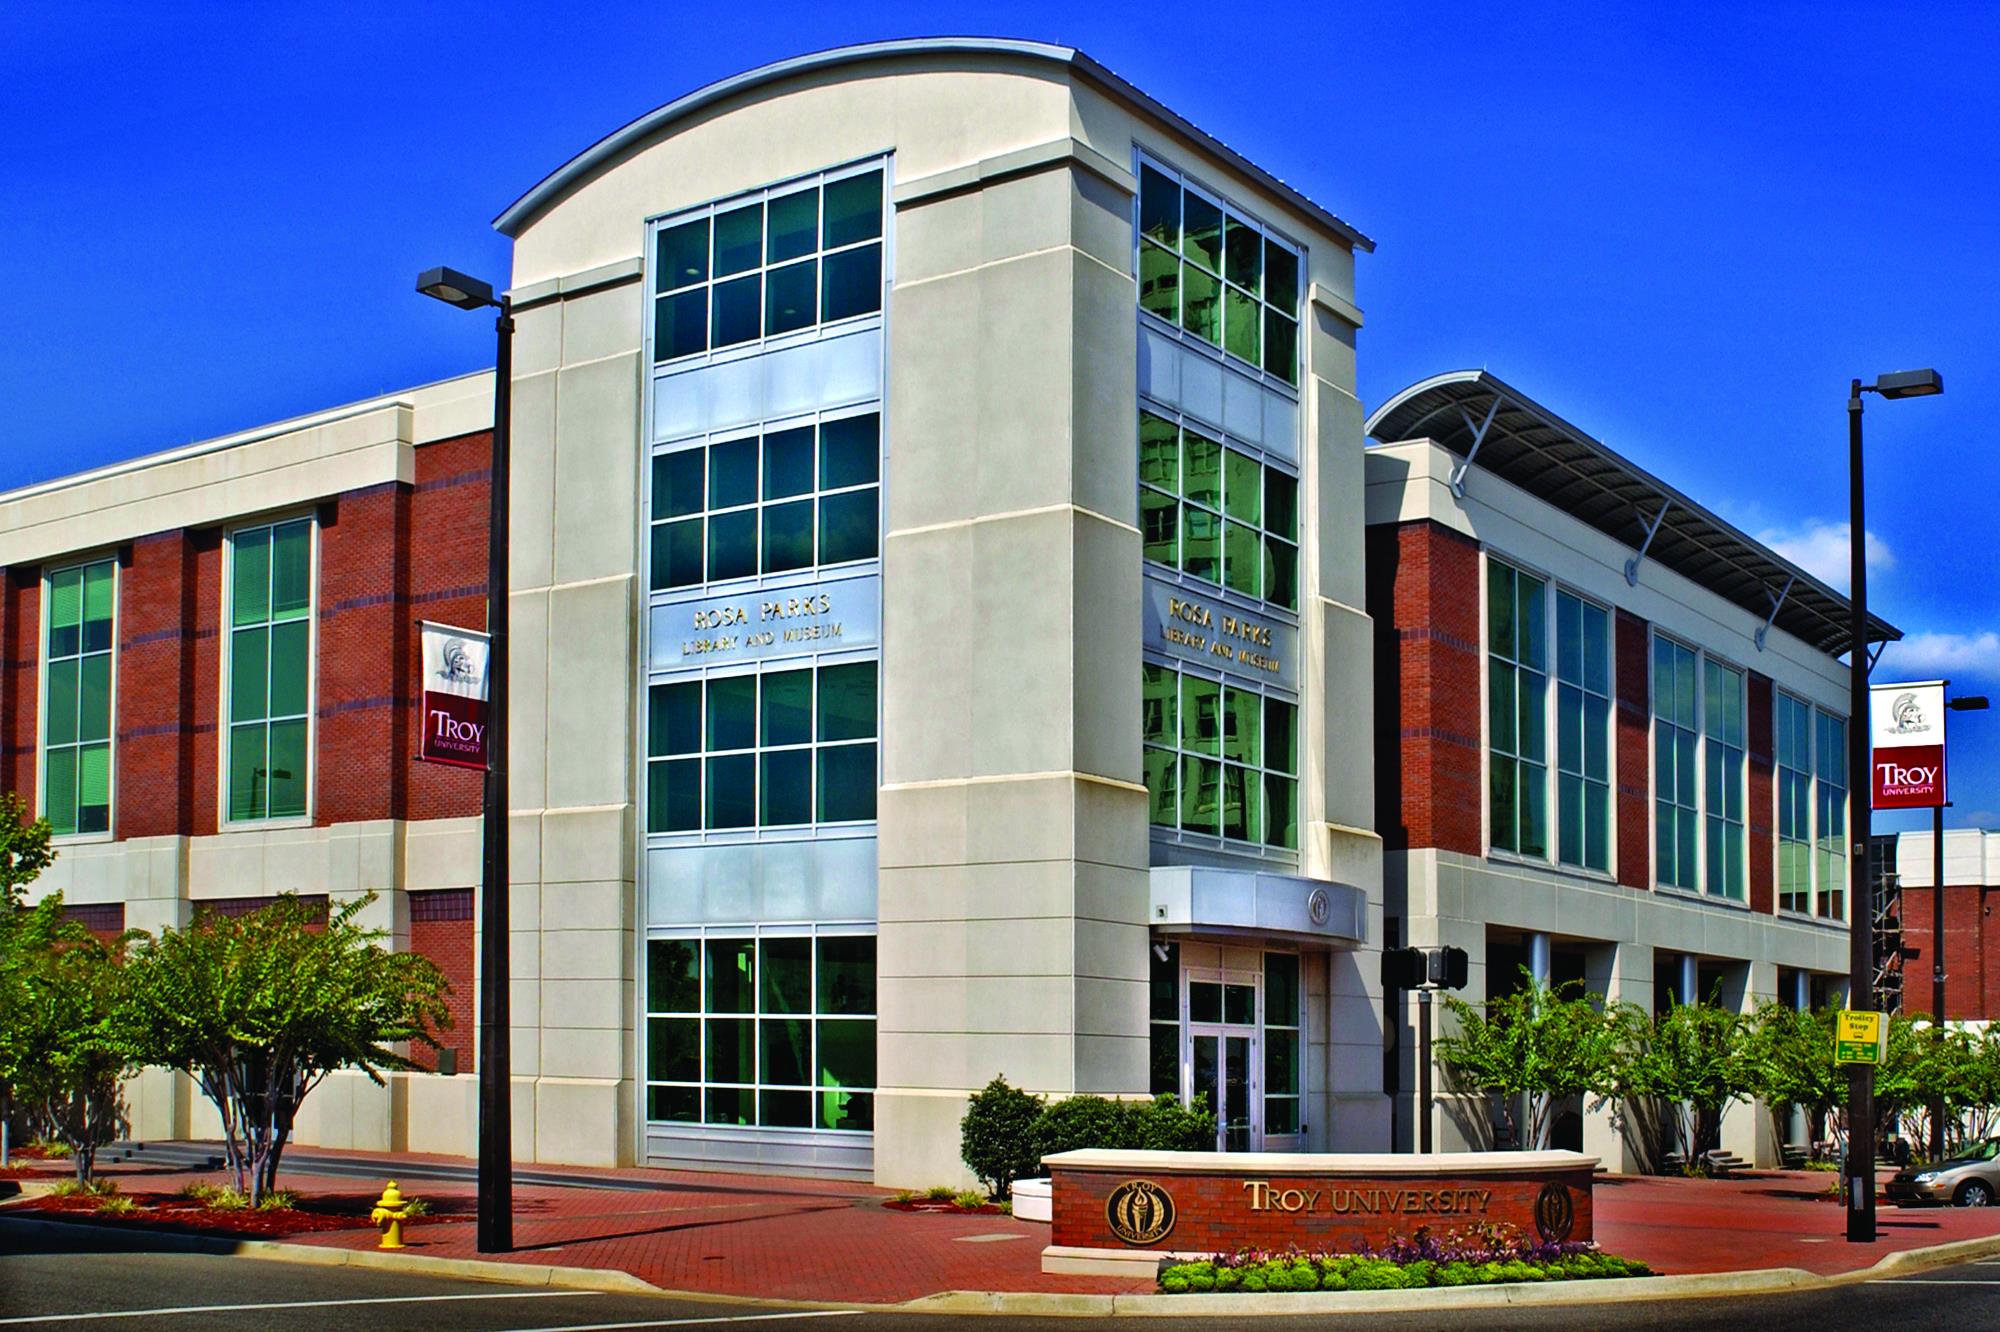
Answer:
12, 1147, 2000, 1303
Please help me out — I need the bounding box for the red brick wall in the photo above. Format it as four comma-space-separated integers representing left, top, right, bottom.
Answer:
118, 531, 201, 838
1902, 884, 1998, 1021
1368, 521, 1483, 855
315, 485, 410, 826
404, 432, 491, 824
1746, 672, 1775, 914
2, 569, 41, 808
1050, 1163, 1595, 1251
409, 888, 475, 1072
188, 530, 224, 836
1614, 611, 1652, 890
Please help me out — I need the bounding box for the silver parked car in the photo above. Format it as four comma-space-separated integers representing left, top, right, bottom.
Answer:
1885, 1138, 2000, 1207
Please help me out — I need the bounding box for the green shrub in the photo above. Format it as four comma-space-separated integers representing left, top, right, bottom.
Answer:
96, 1194, 139, 1215
257, 1189, 299, 1212
959, 1076, 1044, 1200
951, 1189, 987, 1210
924, 1184, 955, 1201
49, 1178, 115, 1198
1131, 1094, 1218, 1150
1032, 1094, 1135, 1156
204, 1186, 252, 1211
177, 1181, 222, 1202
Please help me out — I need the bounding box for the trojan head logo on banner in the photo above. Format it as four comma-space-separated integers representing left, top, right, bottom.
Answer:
420, 622, 491, 769
1870, 680, 1945, 810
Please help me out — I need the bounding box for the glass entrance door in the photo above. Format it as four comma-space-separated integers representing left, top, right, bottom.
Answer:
1186, 968, 1260, 1151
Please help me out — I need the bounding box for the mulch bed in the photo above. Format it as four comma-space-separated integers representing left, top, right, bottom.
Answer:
13, 1190, 471, 1237
884, 1198, 1011, 1217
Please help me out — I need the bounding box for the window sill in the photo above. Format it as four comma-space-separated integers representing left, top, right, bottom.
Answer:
1654, 884, 1752, 912
1777, 909, 1849, 930
1483, 850, 1618, 886
218, 816, 317, 835
50, 832, 115, 848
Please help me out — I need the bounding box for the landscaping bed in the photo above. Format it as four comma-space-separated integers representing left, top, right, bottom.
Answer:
885, 1186, 1010, 1216
1157, 1226, 1652, 1294
9, 1185, 466, 1238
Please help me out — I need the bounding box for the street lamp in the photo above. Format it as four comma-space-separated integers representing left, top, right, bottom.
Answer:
417, 264, 514, 1253
1844, 367, 1943, 1244
1929, 693, 1989, 1163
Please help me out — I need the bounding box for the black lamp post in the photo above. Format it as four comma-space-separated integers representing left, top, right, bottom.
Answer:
417, 265, 514, 1253
1929, 692, 1989, 1163
1844, 366, 1943, 1244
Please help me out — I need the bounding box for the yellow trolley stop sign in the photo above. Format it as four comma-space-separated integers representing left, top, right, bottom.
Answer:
1834, 1009, 1886, 1065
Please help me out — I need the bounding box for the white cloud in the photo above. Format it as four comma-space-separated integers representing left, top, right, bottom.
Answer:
1755, 519, 1894, 593
1879, 630, 2000, 678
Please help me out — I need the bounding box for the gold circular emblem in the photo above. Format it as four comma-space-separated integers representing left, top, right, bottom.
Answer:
1105, 1178, 1177, 1246
1535, 1181, 1575, 1243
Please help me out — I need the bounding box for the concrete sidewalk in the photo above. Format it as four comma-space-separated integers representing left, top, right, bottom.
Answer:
10, 1145, 2000, 1304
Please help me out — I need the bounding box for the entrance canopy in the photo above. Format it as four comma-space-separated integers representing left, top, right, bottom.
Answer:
1149, 866, 1365, 947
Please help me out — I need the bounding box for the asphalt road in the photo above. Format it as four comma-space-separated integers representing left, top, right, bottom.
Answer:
3, 1221, 1998, 1329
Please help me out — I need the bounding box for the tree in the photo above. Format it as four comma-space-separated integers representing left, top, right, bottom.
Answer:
6, 924, 131, 1182
123, 893, 449, 1203
1624, 1001, 1751, 1171
1434, 970, 1631, 1150
1743, 1003, 1846, 1157
0, 793, 54, 909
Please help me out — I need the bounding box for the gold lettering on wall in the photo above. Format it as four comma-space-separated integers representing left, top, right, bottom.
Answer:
1241, 1180, 1494, 1216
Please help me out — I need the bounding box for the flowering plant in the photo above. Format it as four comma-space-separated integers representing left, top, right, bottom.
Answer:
1156, 1225, 1650, 1294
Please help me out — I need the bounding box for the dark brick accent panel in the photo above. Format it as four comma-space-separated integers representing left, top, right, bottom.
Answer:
1902, 883, 1999, 1021
409, 887, 475, 1072
1747, 672, 1775, 914
1368, 521, 1483, 854
1050, 1159, 1595, 1252
2, 568, 41, 807
62, 901, 126, 944
118, 530, 202, 837
403, 433, 490, 824
1614, 610, 1652, 890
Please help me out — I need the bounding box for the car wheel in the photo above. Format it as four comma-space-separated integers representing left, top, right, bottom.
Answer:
1956, 1181, 1993, 1208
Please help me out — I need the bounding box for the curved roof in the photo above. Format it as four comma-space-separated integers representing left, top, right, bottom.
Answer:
1366, 370, 1899, 657
492, 37, 1373, 251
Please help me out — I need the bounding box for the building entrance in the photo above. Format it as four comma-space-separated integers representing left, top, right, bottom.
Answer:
1185, 966, 1262, 1151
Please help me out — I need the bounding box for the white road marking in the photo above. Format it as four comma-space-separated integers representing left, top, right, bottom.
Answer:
1867, 1278, 2000, 1286
0, 1290, 600, 1325
506, 1313, 862, 1332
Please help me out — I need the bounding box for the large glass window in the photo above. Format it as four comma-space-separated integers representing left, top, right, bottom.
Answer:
1554, 591, 1611, 873
42, 560, 115, 836
227, 519, 312, 822
647, 661, 877, 833
1137, 160, 1302, 385
1702, 660, 1746, 899
1142, 662, 1296, 850
650, 412, 880, 591
1816, 711, 1848, 920
1777, 692, 1813, 914
1652, 637, 1700, 890
1139, 410, 1298, 610
644, 931, 875, 1131
1263, 952, 1300, 1136
1487, 562, 1548, 857
652, 166, 883, 363
1150, 940, 1181, 1096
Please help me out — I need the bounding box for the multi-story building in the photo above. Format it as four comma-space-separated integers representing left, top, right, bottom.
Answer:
1365, 371, 1893, 1168
1896, 828, 2000, 1024
5, 38, 1388, 1185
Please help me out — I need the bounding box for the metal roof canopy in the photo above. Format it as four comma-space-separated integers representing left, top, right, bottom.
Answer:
1365, 370, 1899, 659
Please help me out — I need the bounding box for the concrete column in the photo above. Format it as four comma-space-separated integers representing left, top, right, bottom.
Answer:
1724, 960, 1779, 1166
1679, 953, 1698, 1006
1582, 942, 1651, 1173
1527, 932, 1552, 984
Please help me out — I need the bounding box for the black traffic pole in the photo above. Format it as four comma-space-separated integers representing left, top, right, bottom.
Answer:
1842, 367, 1944, 1242
1845, 377, 1876, 1244
1418, 986, 1434, 1154
416, 266, 514, 1252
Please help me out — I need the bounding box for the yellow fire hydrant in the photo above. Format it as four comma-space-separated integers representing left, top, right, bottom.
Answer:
370, 1180, 415, 1250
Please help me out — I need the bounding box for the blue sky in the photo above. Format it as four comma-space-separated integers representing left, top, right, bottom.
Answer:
3, 2, 1995, 832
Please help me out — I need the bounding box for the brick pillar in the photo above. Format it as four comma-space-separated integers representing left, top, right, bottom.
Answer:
314, 485, 413, 826
1746, 671, 1775, 914
1367, 521, 1482, 854
118, 531, 201, 838
1614, 610, 1651, 890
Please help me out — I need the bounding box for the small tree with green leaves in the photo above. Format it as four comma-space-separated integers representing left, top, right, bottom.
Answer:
0, 793, 59, 1160
1625, 1001, 1751, 1171
1743, 1003, 1846, 1158
0, 793, 54, 910
960, 1075, 1044, 1199
6, 923, 132, 1182
123, 893, 449, 1203
1435, 969, 1632, 1150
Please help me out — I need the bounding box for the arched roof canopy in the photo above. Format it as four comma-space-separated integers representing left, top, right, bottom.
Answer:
1366, 369, 1898, 658
493, 37, 1372, 250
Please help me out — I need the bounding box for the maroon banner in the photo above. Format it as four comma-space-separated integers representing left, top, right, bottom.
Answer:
1874, 742, 1945, 809
422, 691, 489, 769
419, 623, 491, 769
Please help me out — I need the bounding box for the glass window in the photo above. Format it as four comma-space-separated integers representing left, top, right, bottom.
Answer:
650, 413, 880, 590
42, 560, 115, 836
227, 520, 312, 822
1777, 692, 1813, 914
644, 930, 875, 1132
1553, 591, 1611, 873
1138, 410, 1299, 611
1264, 953, 1301, 1136
1816, 711, 1848, 920
1652, 637, 1700, 890
1149, 939, 1181, 1095
1702, 660, 1745, 899
1487, 561, 1548, 858
1136, 160, 1302, 385
1143, 661, 1295, 850
653, 166, 883, 364
647, 661, 878, 833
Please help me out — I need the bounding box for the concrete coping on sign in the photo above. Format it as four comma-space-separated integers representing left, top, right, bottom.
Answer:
1042, 1149, 1600, 1176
